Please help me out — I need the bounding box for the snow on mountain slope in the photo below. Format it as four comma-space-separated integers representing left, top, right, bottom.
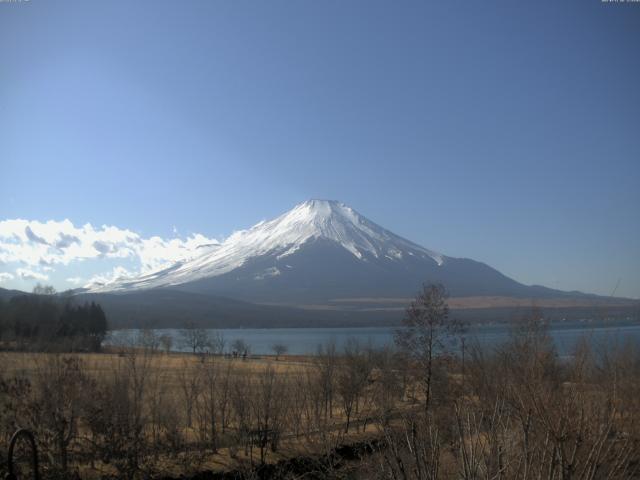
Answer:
89, 200, 444, 292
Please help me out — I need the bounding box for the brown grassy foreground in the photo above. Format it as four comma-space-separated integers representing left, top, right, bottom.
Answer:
1, 323, 639, 479
0, 344, 404, 479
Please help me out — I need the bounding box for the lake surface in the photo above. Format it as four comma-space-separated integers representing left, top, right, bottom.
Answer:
107, 321, 640, 356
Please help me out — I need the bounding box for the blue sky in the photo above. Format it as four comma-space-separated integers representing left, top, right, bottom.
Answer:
1, 0, 639, 298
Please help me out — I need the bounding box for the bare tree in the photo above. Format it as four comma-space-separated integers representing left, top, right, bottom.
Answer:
271, 343, 288, 360
337, 338, 371, 433
370, 345, 404, 426
32, 355, 88, 475
216, 361, 233, 434
180, 322, 211, 354
159, 333, 173, 354
395, 283, 461, 414
177, 358, 202, 429
249, 366, 286, 464
137, 328, 160, 352
84, 350, 153, 480
315, 340, 337, 422
229, 372, 252, 457
231, 338, 250, 357
146, 354, 170, 459
209, 331, 225, 355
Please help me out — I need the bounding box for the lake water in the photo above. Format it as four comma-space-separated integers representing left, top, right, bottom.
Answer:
107, 321, 640, 356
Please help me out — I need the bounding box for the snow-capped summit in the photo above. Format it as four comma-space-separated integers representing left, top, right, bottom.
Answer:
91, 200, 444, 293
226, 199, 443, 264
90, 200, 549, 304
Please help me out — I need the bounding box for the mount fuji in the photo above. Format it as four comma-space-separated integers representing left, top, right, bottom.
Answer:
89, 200, 579, 304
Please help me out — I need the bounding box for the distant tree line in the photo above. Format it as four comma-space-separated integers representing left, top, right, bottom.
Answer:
0, 284, 108, 351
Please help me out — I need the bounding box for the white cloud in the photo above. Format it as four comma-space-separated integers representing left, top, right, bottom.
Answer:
0, 272, 14, 283
66, 277, 84, 285
0, 219, 221, 287
16, 268, 49, 281
85, 266, 136, 288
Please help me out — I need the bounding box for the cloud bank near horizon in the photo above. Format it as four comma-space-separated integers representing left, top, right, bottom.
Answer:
0, 219, 220, 290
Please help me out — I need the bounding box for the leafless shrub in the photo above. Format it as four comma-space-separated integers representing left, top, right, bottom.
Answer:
249, 365, 286, 464
83, 351, 152, 480
337, 338, 372, 433
315, 340, 338, 423
158, 333, 173, 354
177, 358, 202, 429
195, 355, 221, 452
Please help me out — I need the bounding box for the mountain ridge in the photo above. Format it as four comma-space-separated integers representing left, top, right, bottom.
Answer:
88, 199, 445, 293
82, 200, 620, 308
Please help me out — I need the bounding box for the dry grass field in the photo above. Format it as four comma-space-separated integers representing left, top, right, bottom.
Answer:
1, 321, 639, 479
0, 350, 314, 378
0, 347, 405, 479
